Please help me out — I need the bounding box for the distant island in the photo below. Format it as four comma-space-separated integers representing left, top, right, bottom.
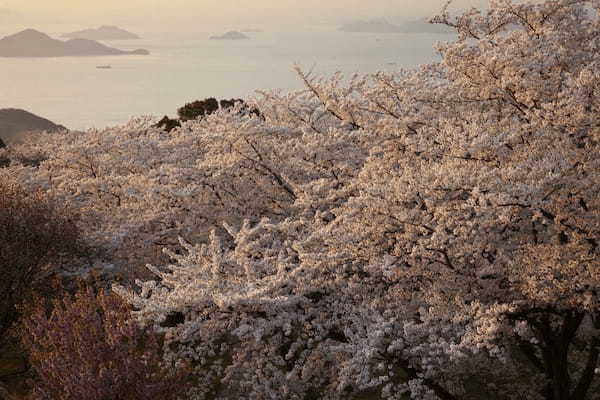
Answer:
340, 17, 453, 34
0, 108, 65, 144
242, 28, 263, 33
0, 29, 149, 57
209, 31, 249, 40
62, 25, 141, 40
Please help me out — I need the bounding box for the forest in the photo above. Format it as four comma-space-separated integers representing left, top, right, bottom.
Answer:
0, 0, 599, 399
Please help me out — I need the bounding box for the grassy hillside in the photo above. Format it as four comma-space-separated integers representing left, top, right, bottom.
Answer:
0, 108, 65, 143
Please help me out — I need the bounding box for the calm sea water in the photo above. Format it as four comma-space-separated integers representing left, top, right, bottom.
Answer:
0, 30, 451, 130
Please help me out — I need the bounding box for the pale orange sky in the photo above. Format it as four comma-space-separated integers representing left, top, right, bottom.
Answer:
0, 0, 489, 32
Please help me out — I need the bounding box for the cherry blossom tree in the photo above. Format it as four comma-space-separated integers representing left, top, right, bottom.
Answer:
117, 1, 599, 398
0, 178, 81, 348
22, 286, 190, 400
1, 94, 365, 279
321, 0, 600, 398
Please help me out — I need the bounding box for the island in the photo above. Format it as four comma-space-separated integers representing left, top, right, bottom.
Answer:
209, 31, 249, 40
340, 17, 453, 34
0, 108, 66, 144
0, 29, 149, 57
62, 25, 141, 40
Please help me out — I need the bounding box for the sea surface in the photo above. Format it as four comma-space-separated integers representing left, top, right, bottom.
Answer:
0, 30, 452, 130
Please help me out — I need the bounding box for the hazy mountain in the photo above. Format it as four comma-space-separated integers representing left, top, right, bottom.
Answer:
340, 17, 453, 34
0, 29, 149, 57
0, 108, 66, 144
62, 25, 141, 40
209, 31, 250, 40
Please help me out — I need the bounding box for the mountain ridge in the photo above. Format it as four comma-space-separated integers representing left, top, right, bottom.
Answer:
0, 108, 66, 144
0, 29, 149, 57
62, 25, 141, 40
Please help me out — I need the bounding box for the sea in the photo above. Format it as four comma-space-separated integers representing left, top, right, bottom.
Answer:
0, 30, 452, 131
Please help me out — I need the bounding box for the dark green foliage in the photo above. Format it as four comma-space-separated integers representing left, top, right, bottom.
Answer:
154, 116, 181, 133
221, 98, 262, 118
219, 98, 243, 109
177, 98, 219, 121
154, 97, 262, 133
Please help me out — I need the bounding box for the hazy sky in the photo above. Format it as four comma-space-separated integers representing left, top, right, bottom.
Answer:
0, 0, 489, 33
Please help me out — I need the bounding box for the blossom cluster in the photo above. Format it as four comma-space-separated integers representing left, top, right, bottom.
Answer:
2, 1, 600, 398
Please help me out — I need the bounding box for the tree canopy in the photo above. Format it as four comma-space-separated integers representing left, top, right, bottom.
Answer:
3, 1, 600, 399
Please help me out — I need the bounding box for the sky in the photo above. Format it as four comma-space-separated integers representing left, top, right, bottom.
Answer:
0, 0, 489, 33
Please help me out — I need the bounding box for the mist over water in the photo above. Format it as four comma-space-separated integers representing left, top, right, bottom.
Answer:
0, 30, 452, 130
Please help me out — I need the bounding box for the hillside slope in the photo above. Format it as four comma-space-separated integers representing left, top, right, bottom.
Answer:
0, 108, 65, 143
